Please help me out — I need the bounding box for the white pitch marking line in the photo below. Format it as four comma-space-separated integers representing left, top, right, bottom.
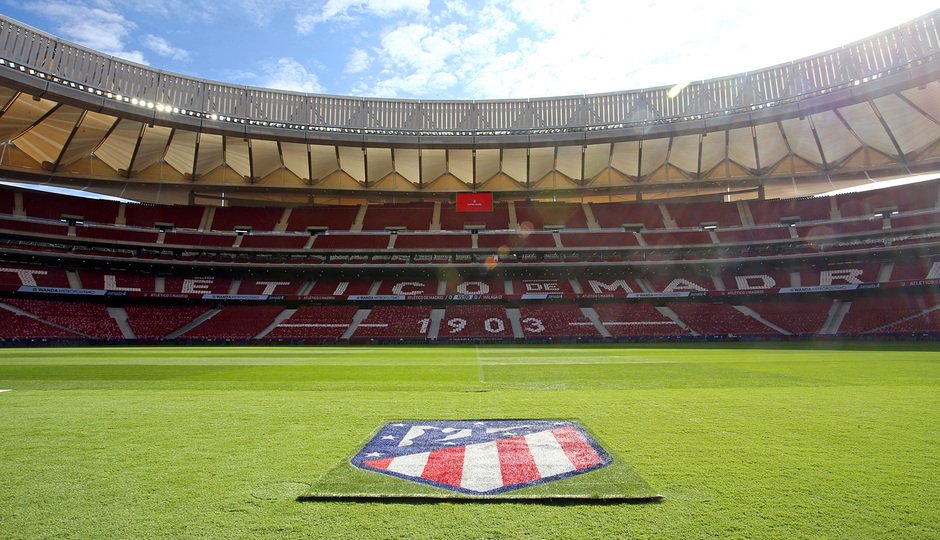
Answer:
0, 389, 12, 393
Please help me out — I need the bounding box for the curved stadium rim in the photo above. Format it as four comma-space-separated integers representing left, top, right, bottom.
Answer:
0, 10, 938, 145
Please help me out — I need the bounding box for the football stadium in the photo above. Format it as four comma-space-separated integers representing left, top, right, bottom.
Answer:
0, 5, 939, 538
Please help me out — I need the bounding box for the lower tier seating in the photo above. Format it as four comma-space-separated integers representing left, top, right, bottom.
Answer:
517, 305, 599, 338
3, 298, 122, 338
181, 305, 284, 339
668, 303, 779, 336
352, 306, 433, 339
266, 306, 359, 339
124, 305, 209, 339
439, 305, 513, 339
593, 303, 688, 337
0, 304, 82, 339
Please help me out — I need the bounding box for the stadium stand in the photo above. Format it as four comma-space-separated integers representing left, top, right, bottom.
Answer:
0, 264, 71, 288
210, 206, 283, 232
590, 202, 665, 229
361, 203, 434, 231
438, 305, 513, 340
0, 304, 82, 339
124, 204, 204, 230
312, 234, 389, 250
666, 201, 741, 228
79, 270, 156, 292
181, 305, 284, 339
3, 299, 122, 338
593, 303, 688, 337
22, 191, 119, 224
514, 202, 588, 230
439, 202, 511, 231
517, 305, 599, 339
352, 306, 433, 339
124, 305, 209, 339
394, 233, 473, 249
266, 305, 359, 340
744, 299, 833, 335
285, 206, 359, 232
668, 303, 779, 336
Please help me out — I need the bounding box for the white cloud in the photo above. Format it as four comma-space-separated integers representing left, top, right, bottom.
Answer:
262, 58, 324, 93
353, 0, 940, 99
141, 34, 190, 62
295, 0, 430, 34
345, 49, 372, 74
22, 1, 147, 64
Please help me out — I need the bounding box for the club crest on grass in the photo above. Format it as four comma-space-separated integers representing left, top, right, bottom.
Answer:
351, 420, 612, 495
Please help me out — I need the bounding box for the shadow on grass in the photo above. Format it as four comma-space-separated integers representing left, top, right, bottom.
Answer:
296, 495, 664, 505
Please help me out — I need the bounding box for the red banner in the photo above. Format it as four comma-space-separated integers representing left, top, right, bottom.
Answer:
456, 192, 493, 212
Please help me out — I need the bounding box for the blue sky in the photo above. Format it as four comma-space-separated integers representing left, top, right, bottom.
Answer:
2, 1, 938, 100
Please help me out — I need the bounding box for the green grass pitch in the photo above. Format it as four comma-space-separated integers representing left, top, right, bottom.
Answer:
0, 343, 938, 539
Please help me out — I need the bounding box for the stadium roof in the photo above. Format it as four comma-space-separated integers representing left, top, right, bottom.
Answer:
0, 10, 939, 205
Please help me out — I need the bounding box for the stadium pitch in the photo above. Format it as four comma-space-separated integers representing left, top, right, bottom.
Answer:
0, 344, 937, 538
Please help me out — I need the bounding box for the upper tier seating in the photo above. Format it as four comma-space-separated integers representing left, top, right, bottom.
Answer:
642, 230, 712, 246
210, 206, 284, 232
236, 279, 305, 295
352, 305, 433, 339
0, 304, 82, 339
560, 232, 639, 248
668, 302, 778, 335
124, 305, 209, 339
438, 305, 513, 339
4, 298, 122, 338
888, 260, 938, 281
394, 233, 473, 249
181, 305, 284, 339
517, 305, 599, 338
513, 278, 573, 295
361, 202, 434, 231
716, 227, 791, 244
238, 234, 308, 249
0, 216, 69, 236
578, 276, 643, 295
306, 278, 374, 296
888, 210, 940, 230
593, 303, 688, 336
266, 305, 359, 339
666, 201, 741, 228
797, 264, 881, 287
749, 197, 832, 225
285, 206, 359, 232
0, 264, 71, 288
163, 231, 236, 248
23, 191, 119, 224
439, 202, 511, 231
0, 189, 14, 215
375, 279, 438, 296
837, 182, 939, 217
477, 232, 556, 249
124, 203, 204, 229
163, 276, 231, 294
311, 234, 389, 250
646, 274, 715, 293
797, 219, 883, 239
79, 270, 155, 292
76, 225, 159, 244
590, 201, 665, 229
443, 276, 505, 295
514, 202, 587, 230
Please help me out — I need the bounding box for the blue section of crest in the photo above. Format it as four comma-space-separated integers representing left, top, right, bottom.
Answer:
350, 419, 612, 495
